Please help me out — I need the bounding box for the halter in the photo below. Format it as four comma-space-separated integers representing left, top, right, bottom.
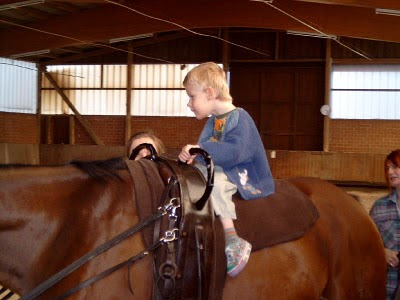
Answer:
20, 145, 214, 300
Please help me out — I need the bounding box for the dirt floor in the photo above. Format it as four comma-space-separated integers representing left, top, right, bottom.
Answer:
339, 185, 389, 213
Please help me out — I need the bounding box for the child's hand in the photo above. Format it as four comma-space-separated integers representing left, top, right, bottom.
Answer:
179, 144, 199, 164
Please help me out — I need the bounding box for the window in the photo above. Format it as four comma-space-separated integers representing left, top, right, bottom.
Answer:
330, 65, 400, 119
42, 64, 201, 116
0, 57, 37, 114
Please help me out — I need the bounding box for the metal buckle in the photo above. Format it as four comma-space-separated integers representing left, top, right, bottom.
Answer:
160, 228, 179, 244
159, 197, 180, 216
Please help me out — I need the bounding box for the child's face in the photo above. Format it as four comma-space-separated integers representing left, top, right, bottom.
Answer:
185, 82, 213, 120
129, 137, 156, 160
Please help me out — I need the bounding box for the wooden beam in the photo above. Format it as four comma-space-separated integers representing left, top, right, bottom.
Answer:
222, 28, 229, 74
323, 39, 331, 152
46, 0, 106, 3
46, 115, 51, 144
69, 115, 75, 144
43, 31, 192, 65
39, 66, 104, 145
125, 42, 132, 145
36, 65, 42, 144
293, 0, 400, 10
15, 7, 51, 19
1, 0, 400, 57
46, 1, 81, 13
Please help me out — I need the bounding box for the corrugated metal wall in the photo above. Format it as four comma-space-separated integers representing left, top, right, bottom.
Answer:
42, 64, 197, 116
331, 64, 400, 120
0, 57, 37, 114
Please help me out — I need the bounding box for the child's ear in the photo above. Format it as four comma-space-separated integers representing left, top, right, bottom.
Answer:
205, 87, 216, 100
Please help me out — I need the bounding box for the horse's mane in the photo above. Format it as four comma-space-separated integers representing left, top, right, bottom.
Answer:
0, 157, 128, 183
70, 156, 128, 183
0, 164, 41, 168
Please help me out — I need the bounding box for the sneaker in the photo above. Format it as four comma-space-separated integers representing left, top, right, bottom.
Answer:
225, 237, 252, 277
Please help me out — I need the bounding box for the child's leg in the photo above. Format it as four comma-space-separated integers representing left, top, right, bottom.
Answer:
196, 164, 252, 277
221, 218, 252, 277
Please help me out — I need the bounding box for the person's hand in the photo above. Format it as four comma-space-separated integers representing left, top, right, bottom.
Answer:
385, 248, 399, 267
178, 144, 199, 164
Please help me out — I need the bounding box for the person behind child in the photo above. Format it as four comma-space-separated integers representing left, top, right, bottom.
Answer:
370, 149, 400, 300
127, 131, 166, 160
178, 62, 275, 277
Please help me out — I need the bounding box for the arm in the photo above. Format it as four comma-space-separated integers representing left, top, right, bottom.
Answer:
178, 144, 199, 164
199, 115, 255, 169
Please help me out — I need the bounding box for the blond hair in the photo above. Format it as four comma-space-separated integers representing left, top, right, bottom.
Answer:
183, 62, 232, 102
127, 131, 166, 157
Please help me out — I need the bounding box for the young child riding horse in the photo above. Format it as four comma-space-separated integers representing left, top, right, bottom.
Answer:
178, 62, 275, 277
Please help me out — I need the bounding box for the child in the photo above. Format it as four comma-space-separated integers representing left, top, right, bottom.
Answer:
127, 131, 166, 160
178, 62, 275, 277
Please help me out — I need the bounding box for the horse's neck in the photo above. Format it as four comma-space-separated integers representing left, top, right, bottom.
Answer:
0, 166, 137, 296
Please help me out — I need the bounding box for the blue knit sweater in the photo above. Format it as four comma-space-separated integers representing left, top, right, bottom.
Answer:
198, 108, 275, 200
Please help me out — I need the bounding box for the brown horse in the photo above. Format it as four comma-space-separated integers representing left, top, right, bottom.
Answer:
0, 157, 386, 299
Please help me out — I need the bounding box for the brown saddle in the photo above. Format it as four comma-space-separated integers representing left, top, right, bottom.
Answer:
233, 179, 320, 252
127, 157, 226, 300
127, 157, 319, 299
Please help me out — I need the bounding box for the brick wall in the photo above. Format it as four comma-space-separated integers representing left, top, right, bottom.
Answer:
329, 119, 400, 153
3, 111, 399, 156
130, 116, 207, 151
0, 112, 38, 144
73, 115, 206, 150
75, 116, 125, 146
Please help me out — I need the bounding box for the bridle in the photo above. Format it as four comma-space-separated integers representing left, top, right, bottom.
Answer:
20, 144, 214, 300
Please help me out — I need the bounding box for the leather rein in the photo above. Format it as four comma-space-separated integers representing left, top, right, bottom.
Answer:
20, 145, 214, 300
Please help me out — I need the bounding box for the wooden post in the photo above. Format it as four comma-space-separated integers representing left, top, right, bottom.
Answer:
125, 42, 133, 145
222, 28, 230, 75
323, 39, 332, 152
275, 32, 279, 60
46, 116, 51, 144
39, 66, 104, 145
69, 115, 75, 145
36, 64, 42, 145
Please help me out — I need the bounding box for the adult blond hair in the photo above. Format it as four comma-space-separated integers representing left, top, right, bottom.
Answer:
183, 62, 232, 102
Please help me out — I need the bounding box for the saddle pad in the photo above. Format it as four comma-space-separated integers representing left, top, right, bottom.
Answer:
233, 179, 319, 252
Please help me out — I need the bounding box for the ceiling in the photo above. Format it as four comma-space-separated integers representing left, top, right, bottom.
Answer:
0, 0, 399, 64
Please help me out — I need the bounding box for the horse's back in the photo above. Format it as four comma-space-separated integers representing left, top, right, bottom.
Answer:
223, 177, 386, 300
289, 177, 386, 299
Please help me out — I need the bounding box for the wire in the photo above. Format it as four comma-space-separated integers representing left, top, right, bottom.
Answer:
0, 62, 86, 78
0, 19, 175, 64
105, 0, 270, 57
251, 0, 372, 60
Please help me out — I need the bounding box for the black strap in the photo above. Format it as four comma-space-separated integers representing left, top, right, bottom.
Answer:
20, 210, 165, 300
129, 143, 157, 161
54, 240, 164, 300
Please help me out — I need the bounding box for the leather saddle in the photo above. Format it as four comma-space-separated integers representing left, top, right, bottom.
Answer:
127, 157, 226, 300
127, 157, 319, 299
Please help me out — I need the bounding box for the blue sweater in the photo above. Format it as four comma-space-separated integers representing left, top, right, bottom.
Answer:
198, 108, 275, 200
